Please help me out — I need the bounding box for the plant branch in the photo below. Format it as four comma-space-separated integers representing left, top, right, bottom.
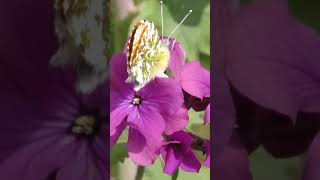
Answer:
135, 166, 145, 180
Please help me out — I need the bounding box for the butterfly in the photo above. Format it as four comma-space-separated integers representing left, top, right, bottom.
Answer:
126, 1, 192, 91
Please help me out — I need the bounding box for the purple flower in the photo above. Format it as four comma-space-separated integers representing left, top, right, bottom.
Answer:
110, 53, 187, 165
204, 140, 210, 168
0, 1, 107, 179
168, 42, 211, 123
161, 131, 201, 175
0, 66, 107, 180
215, 0, 320, 179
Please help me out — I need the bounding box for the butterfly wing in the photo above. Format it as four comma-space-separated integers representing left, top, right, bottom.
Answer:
127, 20, 169, 91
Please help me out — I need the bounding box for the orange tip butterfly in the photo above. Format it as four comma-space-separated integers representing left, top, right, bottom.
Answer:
126, 1, 192, 91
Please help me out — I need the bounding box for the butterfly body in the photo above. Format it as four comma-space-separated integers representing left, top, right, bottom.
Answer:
126, 20, 170, 91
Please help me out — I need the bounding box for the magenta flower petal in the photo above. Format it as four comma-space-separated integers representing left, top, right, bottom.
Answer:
204, 104, 211, 124
167, 38, 186, 80
110, 105, 131, 136
204, 140, 210, 168
161, 131, 200, 175
110, 120, 127, 147
0, 66, 107, 179
110, 53, 129, 87
181, 61, 210, 99
179, 149, 201, 173
127, 128, 162, 165
138, 78, 184, 116
162, 145, 183, 175
164, 105, 189, 135
127, 105, 166, 139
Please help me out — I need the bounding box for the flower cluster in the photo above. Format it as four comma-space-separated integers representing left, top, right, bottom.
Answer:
110, 38, 210, 175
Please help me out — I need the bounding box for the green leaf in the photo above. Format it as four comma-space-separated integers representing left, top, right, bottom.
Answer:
110, 7, 137, 54
117, 128, 129, 144
289, 0, 320, 32
110, 143, 129, 178
250, 147, 304, 180
142, 159, 210, 180
189, 123, 210, 140
240, 0, 254, 6
187, 109, 210, 139
130, 0, 210, 61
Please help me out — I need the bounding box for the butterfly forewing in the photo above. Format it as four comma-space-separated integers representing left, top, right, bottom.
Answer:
126, 20, 168, 91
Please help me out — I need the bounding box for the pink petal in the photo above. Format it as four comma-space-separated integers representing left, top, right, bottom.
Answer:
139, 78, 184, 116
167, 38, 186, 80
179, 149, 201, 173
162, 146, 183, 175
110, 53, 131, 90
127, 128, 162, 165
164, 105, 189, 135
110, 119, 127, 147
181, 61, 210, 99
204, 141, 210, 168
127, 105, 165, 138
110, 105, 131, 136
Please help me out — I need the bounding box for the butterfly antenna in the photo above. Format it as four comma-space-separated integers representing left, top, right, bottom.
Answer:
167, 9, 192, 41
160, 1, 164, 37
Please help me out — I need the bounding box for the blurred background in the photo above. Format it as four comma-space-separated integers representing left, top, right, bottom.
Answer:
110, 0, 210, 179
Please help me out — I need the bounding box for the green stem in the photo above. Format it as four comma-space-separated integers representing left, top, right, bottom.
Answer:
135, 166, 145, 180
172, 170, 179, 180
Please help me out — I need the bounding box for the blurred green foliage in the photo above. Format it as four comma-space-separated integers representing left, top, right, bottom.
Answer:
289, 0, 320, 32
250, 147, 304, 180
110, 0, 210, 69
142, 159, 210, 180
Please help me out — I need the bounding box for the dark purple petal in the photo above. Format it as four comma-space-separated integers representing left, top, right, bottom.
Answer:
110, 120, 127, 147
0, 135, 76, 180
164, 105, 189, 135
168, 131, 193, 148
110, 53, 132, 91
184, 91, 210, 111
204, 140, 210, 168
179, 149, 201, 173
224, 0, 320, 121
162, 145, 183, 175
80, 83, 108, 117
56, 142, 90, 180
180, 61, 210, 99
213, 131, 252, 180
302, 132, 320, 180
127, 128, 162, 165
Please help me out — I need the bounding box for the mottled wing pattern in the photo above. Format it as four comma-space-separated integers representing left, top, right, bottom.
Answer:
127, 20, 168, 91
52, 0, 108, 93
